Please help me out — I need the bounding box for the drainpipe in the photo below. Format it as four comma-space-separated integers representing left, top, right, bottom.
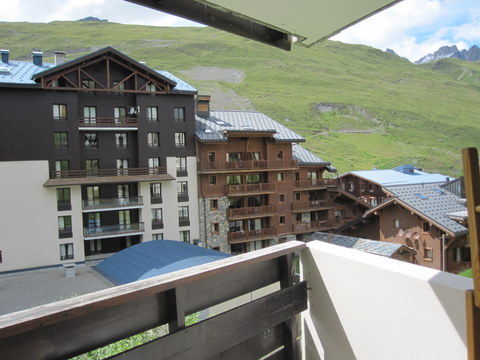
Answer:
442, 233, 446, 272
203, 198, 208, 248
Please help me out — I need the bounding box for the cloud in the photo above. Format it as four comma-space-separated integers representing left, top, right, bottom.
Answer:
332, 0, 480, 62
4, 0, 202, 27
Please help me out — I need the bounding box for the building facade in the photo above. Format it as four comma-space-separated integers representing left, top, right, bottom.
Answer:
0, 47, 200, 272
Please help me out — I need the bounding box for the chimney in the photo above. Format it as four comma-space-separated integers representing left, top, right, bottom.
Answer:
1, 49, 9, 64
32, 51, 43, 66
54, 50, 66, 65
196, 95, 211, 118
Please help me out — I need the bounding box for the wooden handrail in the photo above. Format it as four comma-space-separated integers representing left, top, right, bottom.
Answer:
291, 200, 330, 211
78, 117, 138, 127
226, 182, 276, 194
227, 205, 277, 218
199, 159, 298, 172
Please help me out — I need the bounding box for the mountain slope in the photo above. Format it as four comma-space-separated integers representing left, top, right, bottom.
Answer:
415, 45, 480, 64
1, 21, 479, 175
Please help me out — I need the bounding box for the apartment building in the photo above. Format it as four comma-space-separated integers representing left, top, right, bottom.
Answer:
0, 47, 200, 272
195, 96, 339, 254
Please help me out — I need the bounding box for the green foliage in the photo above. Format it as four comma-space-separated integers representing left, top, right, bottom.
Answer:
459, 268, 473, 278
71, 313, 200, 359
2, 21, 479, 175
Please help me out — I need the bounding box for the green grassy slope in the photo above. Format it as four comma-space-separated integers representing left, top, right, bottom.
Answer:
1, 21, 479, 175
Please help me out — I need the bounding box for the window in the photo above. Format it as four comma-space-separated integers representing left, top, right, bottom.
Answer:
279, 216, 286, 224
148, 157, 160, 168
112, 80, 125, 95
54, 132, 68, 149
424, 247, 433, 260
84, 133, 98, 148
227, 152, 242, 162
150, 183, 162, 203
349, 183, 355, 191
211, 199, 218, 210
58, 216, 72, 238
59, 243, 74, 261
56, 188, 71, 211
227, 175, 242, 185
295, 192, 301, 201
209, 176, 217, 185
55, 160, 69, 172
152, 208, 163, 221
114, 107, 127, 122
212, 246, 220, 251
86, 159, 99, 172
174, 107, 185, 122
147, 132, 159, 147
53, 104, 67, 120
279, 194, 285, 203
296, 213, 302, 222
277, 173, 285, 181
212, 223, 220, 234
152, 233, 164, 240
246, 174, 261, 184
248, 152, 261, 161
393, 219, 400, 228
455, 247, 471, 262
208, 152, 216, 163
294, 172, 300, 181
370, 198, 377, 206
115, 133, 128, 148
179, 206, 189, 219
116, 159, 129, 174
423, 222, 431, 232
176, 157, 187, 175
145, 83, 156, 92
175, 132, 186, 147
177, 181, 189, 201
276, 151, 283, 159
146, 106, 158, 121
180, 230, 190, 243
83, 106, 97, 123
81, 79, 95, 91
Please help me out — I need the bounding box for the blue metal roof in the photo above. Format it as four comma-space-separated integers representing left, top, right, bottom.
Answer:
95, 240, 230, 285
342, 166, 451, 187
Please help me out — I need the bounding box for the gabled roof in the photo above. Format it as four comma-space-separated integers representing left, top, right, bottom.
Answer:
366, 184, 468, 237
313, 232, 412, 258
95, 240, 230, 285
0, 47, 196, 94
292, 144, 330, 166
195, 110, 305, 143
340, 166, 451, 187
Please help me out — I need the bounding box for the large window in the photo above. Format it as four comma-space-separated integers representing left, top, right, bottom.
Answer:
227, 152, 242, 162
114, 107, 127, 122
56, 188, 71, 211
83, 106, 97, 123
393, 219, 400, 228
152, 208, 163, 221
58, 216, 72, 238
116, 158, 129, 170
455, 247, 471, 262
148, 157, 160, 168
112, 80, 125, 95
174, 107, 185, 122
55, 160, 69, 172
177, 181, 188, 196
147, 132, 159, 147
54, 132, 68, 149
59, 243, 74, 261
152, 233, 164, 240
150, 183, 162, 203
115, 133, 128, 148
81, 80, 95, 94
176, 157, 187, 176
175, 132, 186, 147
86, 159, 99, 171
145, 83, 156, 92
227, 175, 242, 185
52, 104, 67, 120
178, 206, 189, 220
84, 133, 98, 148
146, 107, 158, 121
180, 230, 190, 243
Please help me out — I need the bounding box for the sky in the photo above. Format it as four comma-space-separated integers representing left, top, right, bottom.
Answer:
4, 0, 480, 62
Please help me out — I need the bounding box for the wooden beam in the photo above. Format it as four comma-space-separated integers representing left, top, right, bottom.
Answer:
106, 57, 111, 89
80, 68, 106, 89
463, 148, 480, 307
108, 282, 307, 360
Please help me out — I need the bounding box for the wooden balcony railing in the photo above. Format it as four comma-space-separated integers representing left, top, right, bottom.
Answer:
0, 242, 306, 359
227, 205, 277, 219
226, 183, 276, 195
293, 219, 336, 233
50, 167, 166, 179
198, 159, 298, 173
228, 227, 277, 243
294, 178, 337, 190
78, 117, 138, 128
291, 200, 331, 212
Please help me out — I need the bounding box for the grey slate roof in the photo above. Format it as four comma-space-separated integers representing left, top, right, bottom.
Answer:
292, 144, 330, 166
0, 50, 196, 93
312, 232, 407, 257
385, 183, 468, 236
195, 110, 305, 143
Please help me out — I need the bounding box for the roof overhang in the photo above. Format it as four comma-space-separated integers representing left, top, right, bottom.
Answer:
126, 0, 403, 50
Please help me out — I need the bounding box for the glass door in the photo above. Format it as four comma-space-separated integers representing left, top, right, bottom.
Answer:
119, 210, 131, 230
88, 212, 101, 231
86, 185, 100, 207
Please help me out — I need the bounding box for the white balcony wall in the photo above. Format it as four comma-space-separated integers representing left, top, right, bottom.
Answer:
301, 241, 473, 360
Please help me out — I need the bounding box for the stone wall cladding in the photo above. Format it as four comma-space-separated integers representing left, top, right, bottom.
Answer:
199, 196, 231, 253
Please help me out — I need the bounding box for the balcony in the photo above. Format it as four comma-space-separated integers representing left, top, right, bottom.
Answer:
58, 228, 73, 239
0, 241, 470, 359
151, 194, 163, 204
179, 217, 190, 227
83, 222, 145, 239
226, 183, 276, 196
227, 205, 277, 220
177, 193, 189, 202
293, 219, 336, 233
152, 219, 164, 230
294, 178, 337, 191
291, 199, 331, 212
176, 169, 188, 177
227, 227, 277, 244
57, 200, 71, 212
78, 117, 138, 131
82, 196, 143, 212
198, 159, 298, 174
44, 167, 174, 187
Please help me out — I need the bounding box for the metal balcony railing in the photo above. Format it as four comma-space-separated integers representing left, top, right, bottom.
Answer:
82, 196, 143, 210
83, 222, 145, 237
50, 167, 166, 179
78, 117, 138, 128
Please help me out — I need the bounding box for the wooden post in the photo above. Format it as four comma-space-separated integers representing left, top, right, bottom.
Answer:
463, 147, 480, 359
168, 287, 186, 332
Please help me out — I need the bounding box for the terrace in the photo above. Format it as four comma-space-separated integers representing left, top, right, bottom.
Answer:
0, 240, 471, 359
